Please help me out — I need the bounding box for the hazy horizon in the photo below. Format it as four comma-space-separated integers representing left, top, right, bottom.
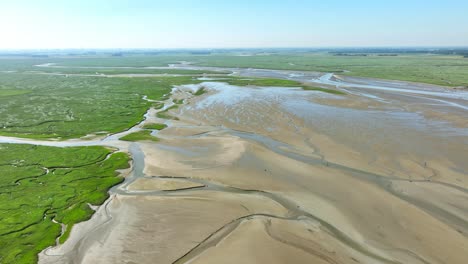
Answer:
1, 0, 467, 49
2, 46, 468, 51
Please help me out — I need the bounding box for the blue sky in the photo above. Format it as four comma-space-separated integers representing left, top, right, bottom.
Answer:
0, 0, 467, 49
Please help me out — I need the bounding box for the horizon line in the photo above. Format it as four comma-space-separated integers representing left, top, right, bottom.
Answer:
1, 46, 468, 51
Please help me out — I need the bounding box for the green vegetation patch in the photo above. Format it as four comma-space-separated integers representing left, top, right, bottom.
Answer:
142, 123, 167, 130
302, 86, 346, 95
194, 87, 207, 96
221, 77, 344, 94
120, 130, 160, 142
225, 77, 303, 87
0, 144, 129, 264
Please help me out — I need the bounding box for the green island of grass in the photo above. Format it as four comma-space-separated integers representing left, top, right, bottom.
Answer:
119, 130, 160, 142
225, 77, 303, 87
142, 123, 168, 130
223, 77, 345, 94
0, 144, 129, 264
302, 86, 346, 95
194, 87, 207, 96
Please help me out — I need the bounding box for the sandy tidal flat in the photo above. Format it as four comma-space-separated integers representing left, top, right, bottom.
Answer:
40, 74, 468, 264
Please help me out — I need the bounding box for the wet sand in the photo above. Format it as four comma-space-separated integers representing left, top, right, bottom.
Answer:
21, 65, 468, 263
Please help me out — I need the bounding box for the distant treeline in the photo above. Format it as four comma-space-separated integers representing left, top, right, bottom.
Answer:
190, 51, 212, 55
1, 47, 468, 58
333, 53, 368, 56
333, 53, 399, 57
329, 48, 468, 56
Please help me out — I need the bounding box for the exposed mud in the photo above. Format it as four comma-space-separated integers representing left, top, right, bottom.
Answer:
4, 63, 465, 264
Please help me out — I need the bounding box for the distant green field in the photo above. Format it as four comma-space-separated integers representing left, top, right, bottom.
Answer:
46, 56, 178, 68
46, 53, 467, 87
7, 52, 467, 86
11, 53, 465, 87
188, 54, 468, 87
0, 144, 129, 264
31, 67, 222, 76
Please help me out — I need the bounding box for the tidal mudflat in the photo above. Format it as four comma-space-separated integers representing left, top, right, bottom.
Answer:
34, 64, 468, 264
0, 58, 467, 264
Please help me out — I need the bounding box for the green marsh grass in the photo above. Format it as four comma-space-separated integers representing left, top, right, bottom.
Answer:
0, 144, 129, 264
120, 130, 160, 142
303, 86, 346, 95
142, 123, 168, 130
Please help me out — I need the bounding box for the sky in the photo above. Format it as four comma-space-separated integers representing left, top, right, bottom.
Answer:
0, 0, 467, 49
